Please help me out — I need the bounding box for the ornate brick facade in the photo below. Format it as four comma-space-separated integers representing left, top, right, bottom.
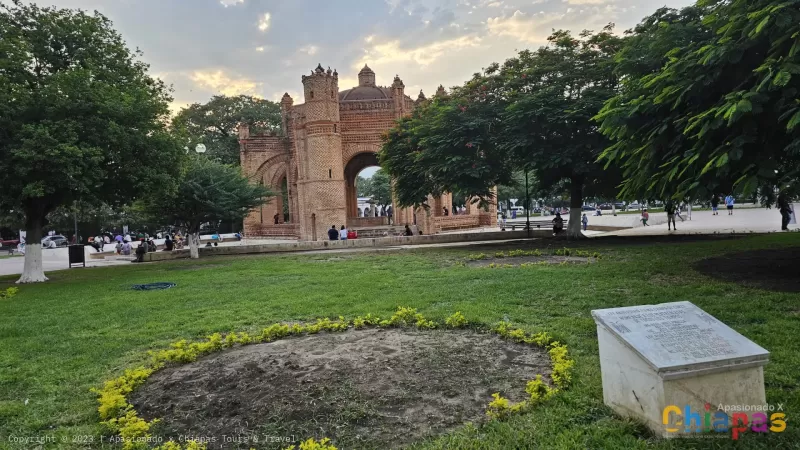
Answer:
240, 64, 496, 240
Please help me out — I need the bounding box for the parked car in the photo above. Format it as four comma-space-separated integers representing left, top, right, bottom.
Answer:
42, 235, 69, 248
1, 238, 20, 248
598, 203, 613, 210
581, 205, 595, 211
626, 202, 641, 211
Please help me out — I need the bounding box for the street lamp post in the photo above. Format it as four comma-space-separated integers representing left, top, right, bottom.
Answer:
525, 171, 531, 238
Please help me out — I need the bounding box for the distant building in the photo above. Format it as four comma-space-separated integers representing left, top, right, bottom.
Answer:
239, 64, 496, 240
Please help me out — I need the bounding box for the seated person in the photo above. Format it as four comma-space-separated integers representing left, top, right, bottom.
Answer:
327, 225, 339, 240
552, 213, 564, 235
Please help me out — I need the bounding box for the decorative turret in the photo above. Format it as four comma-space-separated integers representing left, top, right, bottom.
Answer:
281, 92, 293, 107
280, 93, 293, 134
237, 122, 250, 140
301, 63, 339, 119
435, 84, 447, 97
416, 89, 427, 102
297, 63, 346, 241
391, 74, 404, 89
358, 64, 376, 87
391, 75, 407, 117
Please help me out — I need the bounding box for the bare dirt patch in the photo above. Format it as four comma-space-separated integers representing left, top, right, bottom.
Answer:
468, 255, 592, 267
693, 247, 800, 293
130, 329, 551, 450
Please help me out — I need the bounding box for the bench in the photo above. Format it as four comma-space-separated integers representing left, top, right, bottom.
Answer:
507, 220, 568, 231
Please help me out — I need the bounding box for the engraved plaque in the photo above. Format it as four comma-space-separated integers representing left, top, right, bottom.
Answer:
592, 301, 769, 375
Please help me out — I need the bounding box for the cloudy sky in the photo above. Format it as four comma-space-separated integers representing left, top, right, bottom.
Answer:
33, 0, 695, 114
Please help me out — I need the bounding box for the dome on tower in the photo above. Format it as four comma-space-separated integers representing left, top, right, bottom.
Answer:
338, 86, 390, 101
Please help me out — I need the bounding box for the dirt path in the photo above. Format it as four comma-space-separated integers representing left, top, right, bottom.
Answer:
693, 247, 800, 293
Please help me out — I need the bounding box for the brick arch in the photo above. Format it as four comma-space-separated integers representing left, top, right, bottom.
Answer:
344, 152, 382, 219
342, 143, 380, 166
255, 157, 292, 225
253, 153, 291, 185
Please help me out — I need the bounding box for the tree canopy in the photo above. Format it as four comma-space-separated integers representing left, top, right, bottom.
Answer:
172, 95, 282, 165
143, 157, 272, 259
0, 0, 182, 282
597, 0, 800, 203
381, 28, 623, 236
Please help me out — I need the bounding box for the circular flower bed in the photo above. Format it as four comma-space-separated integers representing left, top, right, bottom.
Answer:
93, 309, 574, 450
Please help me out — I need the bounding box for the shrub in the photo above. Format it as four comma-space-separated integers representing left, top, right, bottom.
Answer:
486, 393, 512, 419
0, 287, 19, 299
284, 437, 338, 450
445, 311, 468, 328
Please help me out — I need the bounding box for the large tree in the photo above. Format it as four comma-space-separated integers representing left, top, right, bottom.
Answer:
597, 0, 800, 204
144, 157, 272, 259
0, 1, 181, 282
381, 28, 623, 237
172, 95, 282, 165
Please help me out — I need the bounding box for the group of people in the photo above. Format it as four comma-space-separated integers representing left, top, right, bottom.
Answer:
360, 205, 394, 224
328, 225, 356, 241
710, 195, 736, 216
442, 206, 468, 216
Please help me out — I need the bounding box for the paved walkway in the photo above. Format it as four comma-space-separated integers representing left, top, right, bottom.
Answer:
1, 205, 796, 278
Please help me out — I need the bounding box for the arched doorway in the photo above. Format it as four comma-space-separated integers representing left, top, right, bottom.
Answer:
256, 166, 294, 226
344, 152, 390, 227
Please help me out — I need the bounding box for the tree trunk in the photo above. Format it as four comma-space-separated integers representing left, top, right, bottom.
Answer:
568, 177, 585, 239
189, 232, 200, 259
18, 215, 48, 283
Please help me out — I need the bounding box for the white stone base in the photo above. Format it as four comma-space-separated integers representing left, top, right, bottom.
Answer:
597, 323, 767, 437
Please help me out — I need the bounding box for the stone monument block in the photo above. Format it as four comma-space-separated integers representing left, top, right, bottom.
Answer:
591, 301, 769, 437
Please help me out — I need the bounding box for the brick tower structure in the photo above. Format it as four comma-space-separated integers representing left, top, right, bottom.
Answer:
239, 64, 497, 241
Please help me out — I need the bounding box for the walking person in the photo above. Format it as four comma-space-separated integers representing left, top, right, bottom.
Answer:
725, 194, 735, 215
711, 195, 719, 215
641, 209, 650, 226
327, 225, 339, 241
665, 201, 677, 231
675, 203, 685, 222
581, 213, 588, 232
339, 225, 348, 241
778, 192, 794, 231
387, 205, 393, 225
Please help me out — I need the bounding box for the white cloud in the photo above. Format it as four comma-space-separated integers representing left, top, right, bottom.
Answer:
487, 10, 565, 43
337, 76, 360, 89
190, 70, 262, 96
299, 45, 319, 56
258, 13, 271, 32
357, 34, 484, 68
219, 0, 244, 7
255, 46, 266, 52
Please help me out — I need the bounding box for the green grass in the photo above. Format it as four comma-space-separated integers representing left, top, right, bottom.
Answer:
1, 234, 799, 449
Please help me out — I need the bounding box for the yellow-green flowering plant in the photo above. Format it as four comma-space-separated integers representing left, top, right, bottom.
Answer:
92, 307, 574, 448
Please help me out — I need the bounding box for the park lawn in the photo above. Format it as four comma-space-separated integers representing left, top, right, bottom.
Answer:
1, 233, 799, 450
